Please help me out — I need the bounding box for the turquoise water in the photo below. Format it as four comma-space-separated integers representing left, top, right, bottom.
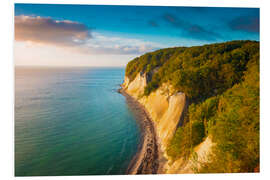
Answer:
15, 67, 141, 176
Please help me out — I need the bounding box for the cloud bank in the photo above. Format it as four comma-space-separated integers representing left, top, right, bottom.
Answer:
15, 15, 161, 55
15, 15, 91, 46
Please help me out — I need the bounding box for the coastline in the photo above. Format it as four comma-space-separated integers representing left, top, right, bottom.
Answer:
119, 88, 159, 174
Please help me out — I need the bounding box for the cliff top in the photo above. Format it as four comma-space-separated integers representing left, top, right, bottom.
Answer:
125, 40, 259, 102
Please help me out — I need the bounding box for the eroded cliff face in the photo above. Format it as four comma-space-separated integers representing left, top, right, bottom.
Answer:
123, 72, 213, 173
165, 136, 214, 174
123, 73, 147, 98
123, 73, 186, 151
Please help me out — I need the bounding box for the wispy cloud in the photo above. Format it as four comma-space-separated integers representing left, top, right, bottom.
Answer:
228, 15, 259, 33
162, 13, 222, 41
77, 32, 163, 55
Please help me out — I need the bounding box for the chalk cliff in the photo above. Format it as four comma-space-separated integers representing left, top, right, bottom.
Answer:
122, 72, 213, 173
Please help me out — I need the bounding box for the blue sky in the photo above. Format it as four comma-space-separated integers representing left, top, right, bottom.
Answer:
14, 4, 259, 66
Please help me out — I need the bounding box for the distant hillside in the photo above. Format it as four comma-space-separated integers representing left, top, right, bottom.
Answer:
124, 40, 259, 173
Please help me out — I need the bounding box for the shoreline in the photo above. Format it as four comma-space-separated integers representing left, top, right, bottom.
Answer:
119, 88, 159, 174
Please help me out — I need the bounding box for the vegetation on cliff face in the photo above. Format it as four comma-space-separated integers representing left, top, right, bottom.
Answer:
126, 40, 259, 101
125, 40, 259, 173
198, 54, 259, 173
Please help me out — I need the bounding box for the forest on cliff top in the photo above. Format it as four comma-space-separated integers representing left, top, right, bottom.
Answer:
125, 40, 259, 172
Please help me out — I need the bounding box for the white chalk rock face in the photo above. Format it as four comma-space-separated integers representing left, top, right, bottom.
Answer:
156, 92, 186, 151
124, 73, 187, 152
139, 90, 186, 152
122, 76, 130, 89
124, 73, 147, 98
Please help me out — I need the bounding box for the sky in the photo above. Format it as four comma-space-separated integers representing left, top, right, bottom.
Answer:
14, 4, 259, 67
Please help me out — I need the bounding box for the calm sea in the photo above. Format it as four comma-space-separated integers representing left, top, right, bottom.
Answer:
15, 67, 140, 176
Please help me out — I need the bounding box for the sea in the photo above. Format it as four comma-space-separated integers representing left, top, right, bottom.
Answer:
15, 66, 141, 176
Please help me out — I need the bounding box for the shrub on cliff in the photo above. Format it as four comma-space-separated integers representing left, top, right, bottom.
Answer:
166, 125, 191, 160
191, 121, 205, 146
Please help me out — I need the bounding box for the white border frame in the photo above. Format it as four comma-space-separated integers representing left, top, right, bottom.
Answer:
13, 0, 260, 8
1, 0, 269, 180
